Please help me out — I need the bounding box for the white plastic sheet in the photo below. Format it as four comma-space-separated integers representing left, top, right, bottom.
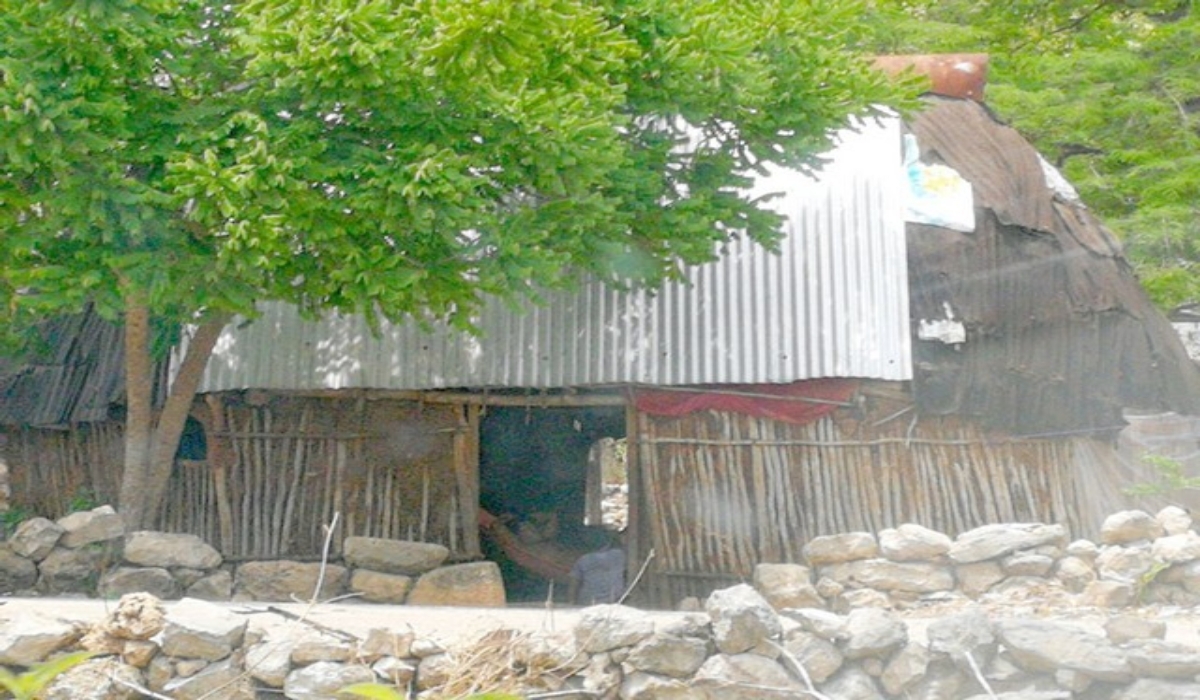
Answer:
904, 134, 975, 232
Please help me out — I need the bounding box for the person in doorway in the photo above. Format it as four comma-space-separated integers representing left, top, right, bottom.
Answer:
568, 527, 626, 605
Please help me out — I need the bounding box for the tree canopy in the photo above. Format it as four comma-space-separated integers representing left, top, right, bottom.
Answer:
1, 0, 900, 331
0, 0, 903, 526
866, 0, 1200, 309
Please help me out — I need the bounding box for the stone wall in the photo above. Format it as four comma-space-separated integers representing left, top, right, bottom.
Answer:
0, 506, 505, 605
1, 584, 1199, 699
3, 505, 1200, 697
4, 503, 1200, 611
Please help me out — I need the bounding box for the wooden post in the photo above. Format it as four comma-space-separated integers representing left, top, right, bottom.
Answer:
204, 394, 236, 555
624, 399, 652, 604
450, 403, 482, 558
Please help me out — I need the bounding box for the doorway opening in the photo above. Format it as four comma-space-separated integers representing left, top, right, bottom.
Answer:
477, 404, 626, 603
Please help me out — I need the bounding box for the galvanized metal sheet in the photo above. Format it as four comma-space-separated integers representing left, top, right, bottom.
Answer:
199, 116, 912, 392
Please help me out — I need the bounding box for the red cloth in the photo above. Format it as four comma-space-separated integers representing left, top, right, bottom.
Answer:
632, 379, 856, 426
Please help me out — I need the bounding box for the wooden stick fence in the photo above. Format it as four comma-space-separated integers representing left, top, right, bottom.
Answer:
637, 410, 1086, 605
157, 396, 479, 560
5, 424, 123, 516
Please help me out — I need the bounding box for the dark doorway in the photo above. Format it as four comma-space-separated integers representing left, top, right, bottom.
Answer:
478, 404, 626, 602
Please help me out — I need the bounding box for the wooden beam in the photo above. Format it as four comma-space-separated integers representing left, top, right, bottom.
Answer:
210, 388, 627, 408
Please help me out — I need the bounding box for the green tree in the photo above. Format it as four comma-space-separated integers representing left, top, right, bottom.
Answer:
865, 0, 1200, 308
0, 0, 902, 528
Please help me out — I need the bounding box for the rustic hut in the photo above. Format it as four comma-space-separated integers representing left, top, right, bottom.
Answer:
3, 95, 1199, 606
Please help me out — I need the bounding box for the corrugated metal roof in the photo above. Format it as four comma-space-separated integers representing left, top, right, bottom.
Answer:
199, 116, 912, 393
0, 307, 161, 427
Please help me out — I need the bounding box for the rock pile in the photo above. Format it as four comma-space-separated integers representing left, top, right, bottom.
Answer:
2, 585, 1199, 699
5, 504, 1200, 614
3, 505, 1200, 614
0, 506, 505, 606
744, 506, 1200, 615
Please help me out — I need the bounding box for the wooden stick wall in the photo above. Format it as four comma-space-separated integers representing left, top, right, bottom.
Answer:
5, 423, 123, 515
158, 395, 480, 560
637, 409, 1086, 605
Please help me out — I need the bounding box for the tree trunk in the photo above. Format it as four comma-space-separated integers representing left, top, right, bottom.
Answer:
118, 295, 154, 529
141, 316, 229, 525
117, 298, 230, 530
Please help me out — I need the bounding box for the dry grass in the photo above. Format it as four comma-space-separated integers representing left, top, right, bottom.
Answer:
422, 629, 585, 699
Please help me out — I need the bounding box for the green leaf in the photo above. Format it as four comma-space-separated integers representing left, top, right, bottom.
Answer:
0, 651, 96, 700
337, 682, 406, 700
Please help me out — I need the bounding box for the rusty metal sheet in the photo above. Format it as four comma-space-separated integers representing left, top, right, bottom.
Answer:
874, 54, 989, 103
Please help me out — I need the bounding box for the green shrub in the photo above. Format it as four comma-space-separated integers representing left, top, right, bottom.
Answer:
0, 651, 95, 700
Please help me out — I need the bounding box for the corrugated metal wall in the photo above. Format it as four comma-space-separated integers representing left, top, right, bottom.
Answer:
199, 117, 910, 393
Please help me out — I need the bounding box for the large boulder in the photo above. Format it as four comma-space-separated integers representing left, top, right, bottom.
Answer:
782, 630, 844, 684
818, 666, 886, 700
1096, 546, 1157, 583
1104, 615, 1166, 644
1124, 639, 1200, 679
161, 597, 248, 661
99, 567, 181, 600
186, 570, 233, 601
57, 505, 125, 548
245, 638, 297, 688
162, 658, 255, 700
948, 523, 1067, 564
781, 608, 847, 641
406, 561, 504, 607
0, 612, 80, 665
0, 543, 38, 592
879, 523, 952, 562
1055, 556, 1096, 593
804, 532, 878, 566
820, 559, 954, 594
124, 531, 222, 570
693, 653, 802, 700
625, 633, 709, 678
619, 672, 693, 700
1156, 506, 1193, 536
38, 545, 107, 595
926, 606, 996, 669
956, 560, 1005, 597
1152, 531, 1200, 564
40, 657, 144, 700
753, 563, 822, 610
574, 604, 655, 653
342, 536, 449, 575
880, 642, 930, 696
233, 560, 347, 602
283, 660, 375, 700
995, 619, 1132, 682
1113, 679, 1200, 700
348, 569, 412, 604
96, 592, 168, 641
706, 583, 782, 655
372, 657, 417, 687
8, 517, 65, 561
290, 631, 354, 665
357, 627, 416, 662
1101, 510, 1164, 545
841, 607, 907, 660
